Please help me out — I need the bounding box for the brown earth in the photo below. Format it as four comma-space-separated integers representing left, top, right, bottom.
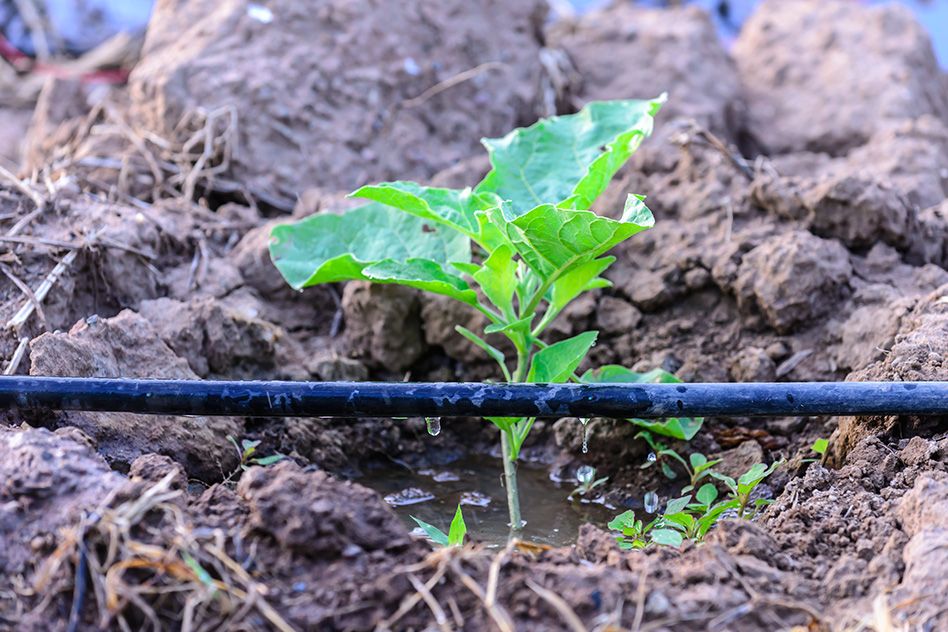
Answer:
1, 0, 947, 630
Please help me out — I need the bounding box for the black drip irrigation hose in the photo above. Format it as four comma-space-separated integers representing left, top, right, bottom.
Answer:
0, 376, 946, 419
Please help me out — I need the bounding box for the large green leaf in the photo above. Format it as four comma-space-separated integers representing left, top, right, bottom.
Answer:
350, 181, 490, 238
475, 97, 665, 216
269, 202, 476, 304
528, 331, 598, 383
496, 196, 654, 278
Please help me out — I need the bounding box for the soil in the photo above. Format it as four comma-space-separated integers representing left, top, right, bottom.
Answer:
1, 0, 947, 630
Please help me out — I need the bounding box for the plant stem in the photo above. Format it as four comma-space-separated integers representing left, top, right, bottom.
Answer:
498, 339, 530, 531
500, 429, 523, 530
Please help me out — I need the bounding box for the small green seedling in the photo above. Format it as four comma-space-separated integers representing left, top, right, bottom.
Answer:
411, 504, 467, 547
711, 461, 783, 519
637, 432, 716, 490
811, 438, 829, 456
270, 95, 702, 530
568, 465, 609, 501
610, 461, 782, 548
227, 436, 286, 471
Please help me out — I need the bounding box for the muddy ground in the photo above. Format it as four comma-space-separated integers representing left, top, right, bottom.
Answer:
1, 0, 947, 630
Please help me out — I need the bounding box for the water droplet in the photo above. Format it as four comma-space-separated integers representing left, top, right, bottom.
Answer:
580, 417, 590, 426
576, 465, 595, 485
580, 418, 590, 454
643, 491, 659, 514
425, 417, 441, 436
647, 452, 657, 463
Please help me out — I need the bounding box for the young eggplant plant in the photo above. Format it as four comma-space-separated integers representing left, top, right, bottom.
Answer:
269, 95, 695, 531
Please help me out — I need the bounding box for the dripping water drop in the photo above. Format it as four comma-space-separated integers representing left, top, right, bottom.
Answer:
425, 417, 441, 436
576, 464, 595, 485
647, 452, 657, 463
643, 491, 659, 514
580, 417, 591, 454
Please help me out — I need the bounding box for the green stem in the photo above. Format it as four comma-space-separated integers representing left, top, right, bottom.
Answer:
499, 340, 530, 531
500, 429, 522, 531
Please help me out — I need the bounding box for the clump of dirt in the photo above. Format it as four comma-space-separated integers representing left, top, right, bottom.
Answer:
733, 0, 948, 155
126, 0, 550, 209
29, 309, 242, 479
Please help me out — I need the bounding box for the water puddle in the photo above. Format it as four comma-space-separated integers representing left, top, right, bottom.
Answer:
358, 455, 616, 547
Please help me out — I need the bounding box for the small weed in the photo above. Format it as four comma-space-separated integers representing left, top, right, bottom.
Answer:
637, 432, 717, 492
223, 436, 285, 484
568, 465, 609, 501
411, 504, 467, 547
610, 460, 783, 549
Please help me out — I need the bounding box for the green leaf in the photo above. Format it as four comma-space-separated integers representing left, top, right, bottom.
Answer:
581, 365, 681, 384
811, 438, 829, 455
629, 417, 705, 441
475, 97, 665, 216
664, 495, 692, 516
447, 504, 467, 546
689, 453, 707, 470
496, 202, 654, 279
410, 516, 450, 547
649, 528, 683, 548
484, 315, 533, 335
549, 257, 615, 314
350, 181, 490, 237
696, 483, 718, 506
251, 454, 285, 467
661, 512, 694, 531
710, 472, 738, 494
363, 259, 478, 305
269, 202, 476, 304
608, 510, 636, 531
527, 331, 598, 383
455, 326, 507, 377
474, 245, 518, 313
737, 463, 770, 487
660, 461, 678, 480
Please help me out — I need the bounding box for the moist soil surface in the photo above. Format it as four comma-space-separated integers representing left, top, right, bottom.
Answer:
1, 0, 947, 630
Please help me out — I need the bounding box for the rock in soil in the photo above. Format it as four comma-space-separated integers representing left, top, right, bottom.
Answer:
733, 0, 948, 155
127, 0, 548, 208
28, 310, 241, 479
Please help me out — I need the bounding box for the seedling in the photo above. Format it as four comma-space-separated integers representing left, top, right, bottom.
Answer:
568, 465, 609, 501
411, 504, 467, 547
270, 96, 700, 530
227, 436, 286, 471
610, 461, 782, 548
636, 432, 716, 490
711, 461, 783, 519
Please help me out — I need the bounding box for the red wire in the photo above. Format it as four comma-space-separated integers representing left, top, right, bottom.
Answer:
0, 31, 130, 84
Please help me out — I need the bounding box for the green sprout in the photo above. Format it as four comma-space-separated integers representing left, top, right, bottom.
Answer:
636, 432, 715, 491
411, 504, 467, 547
610, 461, 783, 549
711, 460, 783, 519
226, 436, 285, 473
568, 465, 609, 501
269, 96, 700, 531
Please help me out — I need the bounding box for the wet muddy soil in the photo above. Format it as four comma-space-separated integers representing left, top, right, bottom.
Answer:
1, 0, 947, 630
